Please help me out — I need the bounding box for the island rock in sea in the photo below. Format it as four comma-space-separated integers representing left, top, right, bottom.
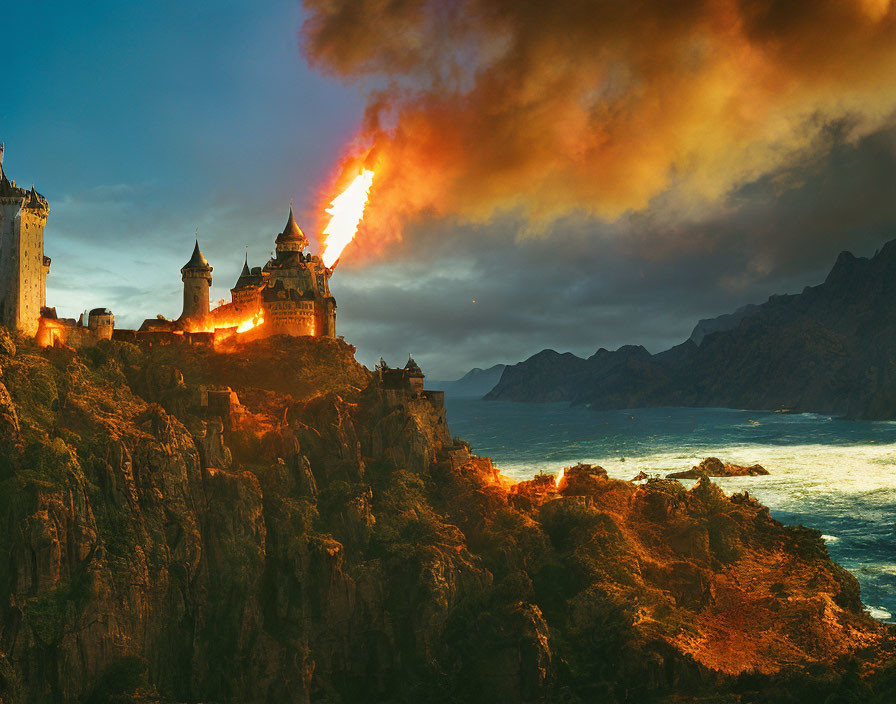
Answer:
667, 456, 770, 480
0, 332, 891, 703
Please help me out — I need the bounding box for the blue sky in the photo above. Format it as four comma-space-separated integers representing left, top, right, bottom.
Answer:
2, 1, 361, 322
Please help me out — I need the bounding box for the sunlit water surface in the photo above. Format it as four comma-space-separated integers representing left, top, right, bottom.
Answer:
445, 399, 896, 621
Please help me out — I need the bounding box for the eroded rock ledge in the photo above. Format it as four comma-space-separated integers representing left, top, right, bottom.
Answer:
667, 456, 770, 480
0, 334, 892, 704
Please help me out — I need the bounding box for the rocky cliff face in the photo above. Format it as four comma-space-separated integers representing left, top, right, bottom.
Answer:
689, 304, 762, 346
429, 364, 506, 398
0, 331, 892, 703
487, 239, 896, 418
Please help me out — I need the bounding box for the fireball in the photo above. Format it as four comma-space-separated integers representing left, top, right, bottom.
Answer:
236, 311, 264, 333
320, 169, 375, 268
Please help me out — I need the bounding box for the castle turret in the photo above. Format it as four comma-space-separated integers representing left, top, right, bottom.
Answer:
274, 206, 309, 254
234, 254, 251, 288
405, 355, 425, 392
180, 239, 213, 327
0, 146, 50, 336
87, 307, 115, 341
230, 252, 263, 308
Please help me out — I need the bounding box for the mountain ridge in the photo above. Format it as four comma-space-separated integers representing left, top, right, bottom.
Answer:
486, 239, 896, 418
429, 363, 506, 397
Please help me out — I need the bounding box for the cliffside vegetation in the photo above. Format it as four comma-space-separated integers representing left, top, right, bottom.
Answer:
0, 329, 893, 703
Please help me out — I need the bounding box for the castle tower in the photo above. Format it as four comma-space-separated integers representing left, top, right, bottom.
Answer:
180, 240, 213, 327
274, 206, 309, 254
404, 355, 425, 394
230, 252, 263, 308
87, 307, 114, 341
0, 146, 50, 337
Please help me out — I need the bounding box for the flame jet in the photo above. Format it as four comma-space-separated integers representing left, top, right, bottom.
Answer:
320, 170, 375, 268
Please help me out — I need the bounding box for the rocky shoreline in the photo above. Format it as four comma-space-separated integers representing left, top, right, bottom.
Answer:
0, 331, 893, 703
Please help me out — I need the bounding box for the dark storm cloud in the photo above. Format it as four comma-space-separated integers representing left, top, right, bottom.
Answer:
335, 121, 896, 378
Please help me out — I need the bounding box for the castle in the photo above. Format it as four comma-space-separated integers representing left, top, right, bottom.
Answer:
0, 146, 337, 347
169, 206, 338, 339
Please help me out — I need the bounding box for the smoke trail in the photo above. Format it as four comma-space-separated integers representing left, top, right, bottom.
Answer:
302, 0, 896, 249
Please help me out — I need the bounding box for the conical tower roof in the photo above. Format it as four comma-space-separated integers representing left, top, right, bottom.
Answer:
233, 253, 256, 289
0, 147, 17, 196
183, 240, 211, 270
25, 186, 42, 209
275, 206, 308, 248
405, 355, 423, 375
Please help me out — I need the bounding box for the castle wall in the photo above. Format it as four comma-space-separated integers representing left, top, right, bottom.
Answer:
323, 299, 337, 338
0, 200, 21, 330
267, 266, 315, 294
40, 257, 50, 312
421, 389, 445, 410
112, 329, 138, 343
409, 375, 425, 393
263, 299, 316, 336
231, 287, 261, 308
36, 319, 107, 349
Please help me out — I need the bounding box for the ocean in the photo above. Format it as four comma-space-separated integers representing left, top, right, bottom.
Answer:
444, 399, 896, 621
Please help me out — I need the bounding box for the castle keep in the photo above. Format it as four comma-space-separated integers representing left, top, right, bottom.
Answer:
0, 144, 338, 347
0, 145, 50, 337
181, 207, 338, 339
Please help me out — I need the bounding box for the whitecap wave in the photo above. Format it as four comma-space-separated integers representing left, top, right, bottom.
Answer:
864, 605, 893, 621
447, 402, 896, 620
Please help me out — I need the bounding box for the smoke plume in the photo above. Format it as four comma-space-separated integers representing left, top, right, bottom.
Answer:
301, 0, 896, 248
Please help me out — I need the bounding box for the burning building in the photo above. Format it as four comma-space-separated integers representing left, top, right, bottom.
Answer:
166, 206, 338, 339
1, 142, 371, 349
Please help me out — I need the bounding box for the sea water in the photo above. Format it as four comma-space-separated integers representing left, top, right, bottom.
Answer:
445, 399, 896, 621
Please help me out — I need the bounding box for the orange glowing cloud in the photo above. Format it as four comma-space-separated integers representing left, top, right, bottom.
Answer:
302, 0, 896, 247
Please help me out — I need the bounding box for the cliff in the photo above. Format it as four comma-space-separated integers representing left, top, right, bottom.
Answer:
0, 331, 893, 703
486, 239, 896, 418
689, 304, 761, 346
429, 364, 506, 398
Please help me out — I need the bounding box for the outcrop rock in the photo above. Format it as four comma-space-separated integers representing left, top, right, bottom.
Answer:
0, 382, 23, 473
196, 417, 232, 470
0, 328, 15, 358
667, 456, 770, 479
